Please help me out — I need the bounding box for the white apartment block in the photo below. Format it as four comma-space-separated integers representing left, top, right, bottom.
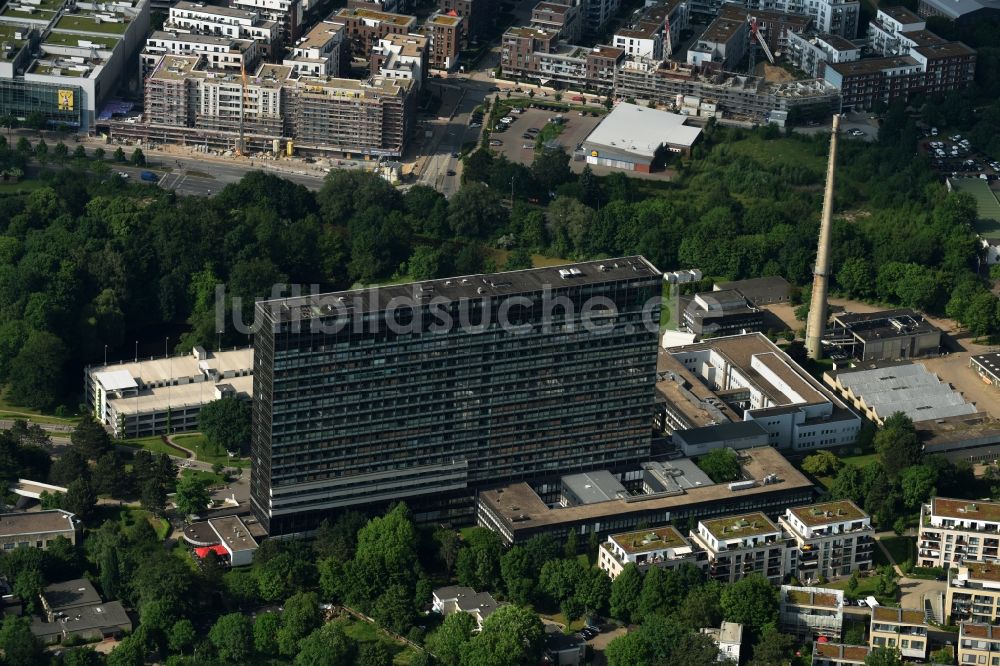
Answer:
691, 512, 789, 584
282, 21, 344, 76
85, 346, 253, 439
868, 6, 924, 56
947, 562, 1000, 625
231, 0, 302, 41
780, 585, 844, 639
372, 34, 427, 88
598, 525, 704, 579
919, 497, 1000, 569
687, 0, 858, 38
143, 31, 260, 74
780, 499, 875, 583
667, 334, 862, 452
785, 31, 860, 77
166, 1, 277, 50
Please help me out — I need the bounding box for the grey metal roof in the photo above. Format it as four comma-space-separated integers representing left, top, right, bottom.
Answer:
836, 363, 977, 422
673, 420, 768, 446
561, 470, 627, 504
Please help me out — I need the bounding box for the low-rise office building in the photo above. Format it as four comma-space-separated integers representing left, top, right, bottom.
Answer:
780, 585, 844, 639
948, 561, 1000, 624
681, 289, 763, 337
0, 510, 77, 550
182, 515, 260, 566
664, 333, 862, 451
780, 499, 874, 582
691, 512, 788, 584
30, 579, 131, 644
714, 277, 791, 305
824, 309, 942, 362
598, 525, 704, 579
582, 102, 702, 171
959, 622, 1000, 666
869, 606, 928, 661
918, 497, 1000, 569
478, 446, 815, 545
424, 11, 461, 70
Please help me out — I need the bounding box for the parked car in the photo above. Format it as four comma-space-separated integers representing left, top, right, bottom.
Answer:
140, 171, 158, 182
117, 171, 129, 178
446, 170, 456, 176
489, 139, 503, 146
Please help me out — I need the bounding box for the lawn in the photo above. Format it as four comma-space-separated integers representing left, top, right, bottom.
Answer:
0, 387, 80, 425
534, 121, 565, 148
180, 468, 227, 487
120, 435, 188, 459
44, 31, 119, 48
55, 15, 127, 34
341, 619, 419, 665
721, 135, 828, 172
172, 433, 247, 467
0, 180, 48, 195
826, 573, 897, 606
878, 536, 916, 567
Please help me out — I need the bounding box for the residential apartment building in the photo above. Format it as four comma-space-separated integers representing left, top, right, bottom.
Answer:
438, 0, 486, 40
581, 0, 620, 36
0, 0, 150, 132
868, 6, 925, 56
139, 53, 414, 156
331, 7, 416, 58
432, 586, 498, 631
142, 31, 261, 76
717, 4, 812, 55
702, 622, 743, 663
687, 15, 747, 71
688, 0, 858, 38
959, 622, 1000, 666
824, 38, 975, 109
250, 258, 663, 535
166, 1, 277, 53
371, 33, 427, 88
612, 0, 689, 59
663, 333, 862, 451
598, 525, 705, 579
0, 510, 78, 550
947, 561, 1000, 624
86, 345, 253, 438
785, 31, 860, 78
614, 59, 841, 123
918, 497, 1000, 569
813, 643, 869, 666
690, 512, 788, 584
500, 26, 623, 91
424, 12, 461, 70
779, 499, 875, 583
532, 2, 582, 43
780, 585, 844, 639
869, 607, 928, 661
282, 21, 346, 77
231, 0, 303, 42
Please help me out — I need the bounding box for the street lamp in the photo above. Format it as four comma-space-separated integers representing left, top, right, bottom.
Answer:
104, 344, 107, 366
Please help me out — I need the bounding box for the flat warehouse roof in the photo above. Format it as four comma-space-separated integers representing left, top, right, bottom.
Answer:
833, 363, 976, 422
583, 103, 701, 156
0, 510, 76, 537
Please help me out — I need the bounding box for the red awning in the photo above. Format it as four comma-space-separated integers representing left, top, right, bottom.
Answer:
817, 636, 829, 643
194, 544, 228, 558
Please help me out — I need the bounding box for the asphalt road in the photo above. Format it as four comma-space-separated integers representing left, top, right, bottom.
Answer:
113, 156, 326, 197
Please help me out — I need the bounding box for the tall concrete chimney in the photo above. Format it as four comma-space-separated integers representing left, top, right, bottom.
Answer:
805, 115, 840, 360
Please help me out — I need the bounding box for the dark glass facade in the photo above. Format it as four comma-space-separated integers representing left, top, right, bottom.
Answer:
250, 257, 663, 535
0, 79, 81, 127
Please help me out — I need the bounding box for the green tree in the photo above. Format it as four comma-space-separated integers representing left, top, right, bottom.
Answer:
357, 642, 393, 666
174, 475, 211, 517
697, 448, 741, 483
0, 615, 45, 666
801, 450, 842, 476
564, 529, 579, 558
253, 612, 281, 656
113, 147, 126, 162
846, 571, 860, 597
609, 563, 642, 623
503, 246, 532, 271
900, 464, 938, 510
436, 528, 462, 575
447, 183, 507, 239
865, 647, 903, 666
295, 621, 357, 666
500, 546, 534, 605
71, 414, 112, 460
13, 567, 45, 614
874, 413, 922, 478
461, 605, 544, 666
62, 478, 96, 521
48, 448, 90, 487
278, 591, 321, 656
141, 476, 167, 514
7, 330, 67, 410
208, 613, 253, 663
61, 647, 104, 666
35, 138, 48, 161
346, 503, 419, 609
750, 628, 795, 666
836, 257, 874, 298
720, 574, 778, 634
73, 145, 87, 160
168, 618, 197, 654
52, 141, 69, 163
677, 581, 723, 630
131, 148, 146, 166
373, 584, 414, 634
426, 610, 474, 666
198, 397, 251, 454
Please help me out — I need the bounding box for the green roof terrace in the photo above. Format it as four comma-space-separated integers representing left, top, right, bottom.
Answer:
44, 30, 119, 47
701, 512, 779, 541
55, 14, 127, 34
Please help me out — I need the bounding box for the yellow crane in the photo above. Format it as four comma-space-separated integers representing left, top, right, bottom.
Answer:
237, 61, 247, 156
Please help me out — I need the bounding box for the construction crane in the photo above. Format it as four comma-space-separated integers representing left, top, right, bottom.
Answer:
747, 15, 775, 75
237, 61, 247, 156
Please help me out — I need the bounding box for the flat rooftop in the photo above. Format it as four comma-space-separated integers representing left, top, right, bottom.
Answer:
818, 33, 857, 51
209, 515, 258, 553
962, 623, 1000, 640
672, 421, 769, 445
831, 308, 939, 340
91, 347, 252, 388
813, 643, 869, 663
872, 606, 926, 625
784, 587, 840, 609
173, 1, 259, 19
427, 12, 460, 26
832, 363, 976, 423
919, 412, 1000, 450
0, 510, 76, 537
43, 579, 101, 610
610, 525, 689, 554
335, 7, 415, 26
913, 40, 976, 59
715, 277, 790, 302
480, 446, 812, 529
107, 373, 253, 415
562, 471, 627, 504
878, 5, 923, 23
701, 511, 779, 540
584, 102, 701, 155
262, 256, 661, 324
701, 16, 744, 44
962, 560, 1000, 583
829, 55, 920, 76
932, 497, 1000, 523
656, 351, 741, 427
294, 21, 341, 49
787, 499, 867, 527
